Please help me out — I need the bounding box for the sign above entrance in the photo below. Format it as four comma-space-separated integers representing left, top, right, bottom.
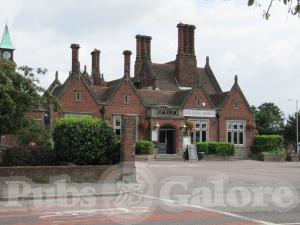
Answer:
183, 109, 216, 118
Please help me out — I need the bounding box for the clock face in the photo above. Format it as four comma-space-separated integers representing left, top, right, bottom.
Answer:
3, 51, 11, 60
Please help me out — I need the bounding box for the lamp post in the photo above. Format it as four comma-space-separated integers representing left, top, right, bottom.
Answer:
289, 99, 299, 154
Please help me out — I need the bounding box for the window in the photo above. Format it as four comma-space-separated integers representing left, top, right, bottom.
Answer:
75, 91, 82, 102
113, 116, 121, 136
190, 120, 209, 143
233, 100, 239, 109
227, 120, 245, 146
124, 93, 129, 104
196, 98, 201, 107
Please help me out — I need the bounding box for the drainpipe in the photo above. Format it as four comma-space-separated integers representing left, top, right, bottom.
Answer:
216, 112, 220, 142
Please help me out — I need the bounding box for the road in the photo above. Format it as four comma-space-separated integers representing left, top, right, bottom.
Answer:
0, 160, 299, 225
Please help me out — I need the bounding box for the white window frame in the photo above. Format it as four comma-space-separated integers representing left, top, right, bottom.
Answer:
190, 119, 209, 143
233, 100, 239, 110
226, 120, 246, 147
113, 116, 122, 136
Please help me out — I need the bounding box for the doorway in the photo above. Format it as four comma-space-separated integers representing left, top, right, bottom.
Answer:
158, 125, 176, 154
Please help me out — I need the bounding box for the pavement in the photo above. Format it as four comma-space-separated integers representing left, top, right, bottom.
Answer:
0, 160, 299, 225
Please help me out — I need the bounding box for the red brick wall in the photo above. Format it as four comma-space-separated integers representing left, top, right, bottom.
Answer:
218, 86, 255, 150
59, 78, 100, 117
184, 87, 213, 109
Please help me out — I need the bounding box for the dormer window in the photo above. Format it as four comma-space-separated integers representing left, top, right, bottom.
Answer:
75, 91, 82, 102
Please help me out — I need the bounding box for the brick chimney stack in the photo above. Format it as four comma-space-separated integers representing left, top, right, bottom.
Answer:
176, 23, 197, 87
123, 50, 132, 80
91, 49, 105, 86
71, 44, 80, 75
177, 23, 195, 55
134, 35, 152, 84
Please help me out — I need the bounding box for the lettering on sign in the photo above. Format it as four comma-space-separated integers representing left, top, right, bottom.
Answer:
183, 109, 216, 118
187, 144, 198, 161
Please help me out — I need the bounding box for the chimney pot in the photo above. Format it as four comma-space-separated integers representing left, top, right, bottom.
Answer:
70, 43, 80, 74
123, 50, 132, 79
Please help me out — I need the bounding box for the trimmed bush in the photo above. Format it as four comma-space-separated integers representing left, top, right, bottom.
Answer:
196, 142, 235, 156
196, 142, 209, 154
215, 142, 235, 156
53, 116, 119, 165
1, 146, 56, 166
135, 140, 154, 155
252, 135, 283, 153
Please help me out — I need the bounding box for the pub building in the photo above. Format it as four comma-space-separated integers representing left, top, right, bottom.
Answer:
1, 23, 255, 158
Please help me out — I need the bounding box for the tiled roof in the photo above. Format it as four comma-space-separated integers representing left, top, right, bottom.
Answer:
138, 89, 191, 107
209, 92, 229, 109
151, 63, 179, 91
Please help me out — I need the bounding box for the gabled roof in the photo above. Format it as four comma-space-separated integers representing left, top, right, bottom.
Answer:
51, 73, 100, 104
47, 72, 61, 93
0, 25, 14, 50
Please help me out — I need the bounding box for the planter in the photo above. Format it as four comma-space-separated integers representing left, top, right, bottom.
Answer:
135, 154, 154, 161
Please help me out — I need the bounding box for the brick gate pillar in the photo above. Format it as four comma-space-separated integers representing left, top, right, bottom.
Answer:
120, 114, 138, 182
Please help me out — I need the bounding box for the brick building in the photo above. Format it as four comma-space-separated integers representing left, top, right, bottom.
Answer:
1, 23, 256, 158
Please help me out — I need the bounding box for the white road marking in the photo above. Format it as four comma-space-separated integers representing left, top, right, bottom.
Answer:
140, 194, 278, 225
38, 207, 151, 219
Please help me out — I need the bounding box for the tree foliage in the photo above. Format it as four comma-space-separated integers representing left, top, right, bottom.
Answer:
0, 60, 43, 136
283, 112, 300, 145
0, 60, 60, 138
248, 0, 300, 19
255, 102, 285, 135
16, 117, 51, 148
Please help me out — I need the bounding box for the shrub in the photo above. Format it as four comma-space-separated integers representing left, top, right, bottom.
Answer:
252, 135, 283, 153
135, 140, 154, 155
16, 117, 51, 148
196, 142, 235, 156
215, 142, 235, 156
196, 142, 209, 154
53, 116, 119, 165
1, 146, 56, 166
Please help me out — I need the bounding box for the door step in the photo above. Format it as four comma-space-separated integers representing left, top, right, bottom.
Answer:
155, 154, 183, 161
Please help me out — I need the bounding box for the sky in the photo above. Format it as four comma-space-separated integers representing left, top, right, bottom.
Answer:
0, 0, 299, 118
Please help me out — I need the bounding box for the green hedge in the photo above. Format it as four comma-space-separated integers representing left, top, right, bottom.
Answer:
135, 140, 154, 155
196, 142, 209, 154
53, 116, 119, 165
251, 135, 283, 153
196, 142, 235, 156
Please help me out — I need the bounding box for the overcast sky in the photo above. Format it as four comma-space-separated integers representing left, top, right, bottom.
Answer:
1, 0, 299, 118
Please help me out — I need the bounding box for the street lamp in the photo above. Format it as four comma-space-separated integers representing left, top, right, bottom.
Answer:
288, 99, 299, 154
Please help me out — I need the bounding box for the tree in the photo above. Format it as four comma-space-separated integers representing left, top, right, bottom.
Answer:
255, 102, 285, 135
16, 117, 51, 148
248, 0, 300, 19
0, 60, 58, 141
283, 112, 300, 145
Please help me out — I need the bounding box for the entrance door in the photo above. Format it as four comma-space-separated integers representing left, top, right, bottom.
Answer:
159, 126, 176, 154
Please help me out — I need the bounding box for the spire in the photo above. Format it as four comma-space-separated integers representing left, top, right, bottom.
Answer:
0, 24, 14, 50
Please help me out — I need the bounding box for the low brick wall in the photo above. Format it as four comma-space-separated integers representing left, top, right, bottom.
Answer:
0, 164, 128, 183
135, 155, 155, 161
204, 155, 235, 161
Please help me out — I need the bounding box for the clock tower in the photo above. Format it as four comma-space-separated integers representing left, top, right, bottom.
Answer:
0, 24, 14, 62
